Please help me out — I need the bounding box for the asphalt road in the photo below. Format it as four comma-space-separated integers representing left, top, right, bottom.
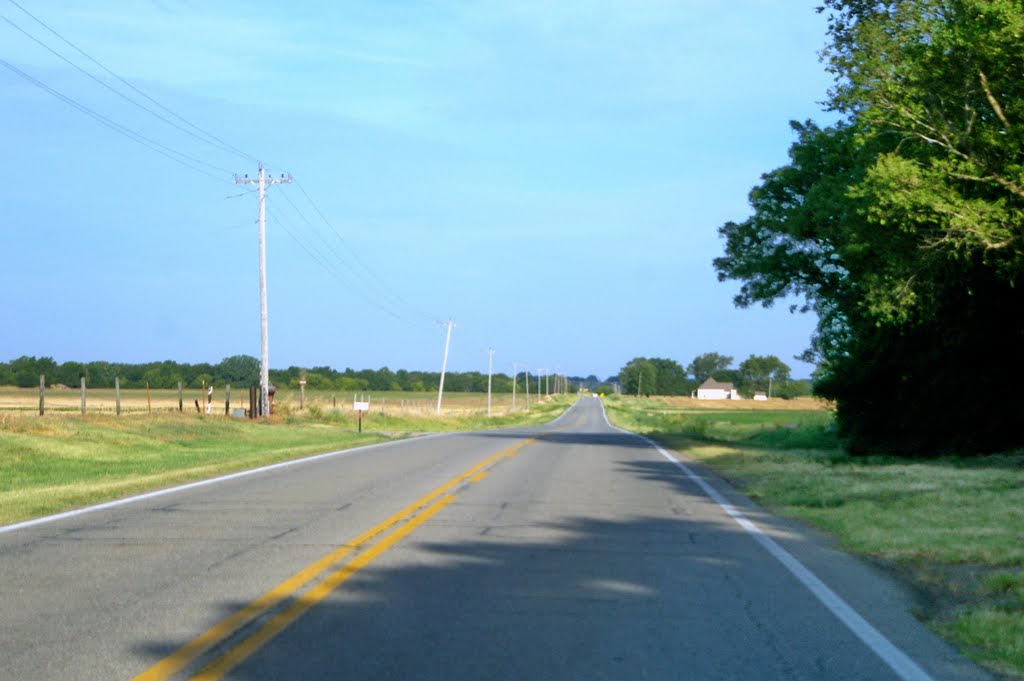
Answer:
0, 398, 996, 681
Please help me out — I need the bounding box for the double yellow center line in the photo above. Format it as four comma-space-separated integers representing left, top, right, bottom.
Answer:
135, 436, 536, 681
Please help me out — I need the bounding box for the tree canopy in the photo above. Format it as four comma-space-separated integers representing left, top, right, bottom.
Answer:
0, 356, 530, 394
715, 0, 1024, 454
687, 353, 734, 384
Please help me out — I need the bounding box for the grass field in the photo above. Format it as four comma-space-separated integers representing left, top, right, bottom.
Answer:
603, 395, 1024, 678
0, 391, 572, 527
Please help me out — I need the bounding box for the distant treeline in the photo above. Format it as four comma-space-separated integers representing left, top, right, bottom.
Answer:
606, 353, 813, 399
0, 355, 551, 394
2, 354, 811, 398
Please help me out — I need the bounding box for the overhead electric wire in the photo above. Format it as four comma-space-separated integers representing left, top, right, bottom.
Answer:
266, 195, 416, 325
4, 0, 258, 163
0, 56, 226, 180
290, 180, 436, 322
1, 13, 234, 173
3, 2, 444, 332
273, 188, 439, 326
269, 192, 419, 324
275, 189, 418, 314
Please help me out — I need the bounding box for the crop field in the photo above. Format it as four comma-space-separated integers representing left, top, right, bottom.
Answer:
0, 385, 534, 418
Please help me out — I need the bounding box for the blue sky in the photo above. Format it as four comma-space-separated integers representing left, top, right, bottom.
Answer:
1, 1, 835, 380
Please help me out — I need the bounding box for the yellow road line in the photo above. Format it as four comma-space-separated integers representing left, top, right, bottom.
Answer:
133, 437, 534, 681
191, 495, 455, 680
469, 470, 489, 483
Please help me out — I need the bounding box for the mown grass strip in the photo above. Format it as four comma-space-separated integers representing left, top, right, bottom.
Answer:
0, 397, 571, 526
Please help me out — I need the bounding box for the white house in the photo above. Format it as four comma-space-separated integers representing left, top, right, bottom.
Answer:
696, 377, 739, 400
753, 391, 768, 401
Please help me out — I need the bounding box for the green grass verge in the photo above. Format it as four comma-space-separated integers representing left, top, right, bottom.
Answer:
0, 396, 571, 526
602, 395, 1024, 679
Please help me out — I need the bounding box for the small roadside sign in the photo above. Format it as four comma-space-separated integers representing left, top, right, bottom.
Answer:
353, 401, 370, 411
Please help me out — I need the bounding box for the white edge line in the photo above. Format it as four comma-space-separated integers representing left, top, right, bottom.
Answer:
0, 432, 450, 536
596, 400, 937, 681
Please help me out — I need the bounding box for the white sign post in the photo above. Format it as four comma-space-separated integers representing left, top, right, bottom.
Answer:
353, 396, 370, 432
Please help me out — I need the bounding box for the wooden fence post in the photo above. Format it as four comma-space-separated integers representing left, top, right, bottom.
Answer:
115, 376, 121, 416
80, 376, 86, 415
146, 382, 152, 414
225, 384, 231, 416
178, 381, 183, 412
39, 374, 45, 416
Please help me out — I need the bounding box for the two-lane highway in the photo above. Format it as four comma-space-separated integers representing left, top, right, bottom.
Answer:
0, 398, 994, 680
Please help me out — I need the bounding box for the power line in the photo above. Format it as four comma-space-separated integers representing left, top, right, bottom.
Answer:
291, 181, 435, 322
4, 2, 448, 344
266, 196, 415, 324
1, 12, 232, 173
275, 188, 427, 321
3, 0, 258, 163
0, 56, 226, 180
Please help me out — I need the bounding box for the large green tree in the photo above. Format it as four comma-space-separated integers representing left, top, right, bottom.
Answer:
215, 355, 260, 386
619, 358, 657, 396
716, 1, 1024, 454
687, 353, 734, 384
737, 355, 791, 395
648, 358, 691, 395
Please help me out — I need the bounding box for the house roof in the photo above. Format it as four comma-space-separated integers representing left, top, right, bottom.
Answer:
698, 377, 734, 390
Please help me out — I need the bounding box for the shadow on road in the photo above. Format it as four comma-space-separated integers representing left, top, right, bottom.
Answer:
129, 461, 900, 680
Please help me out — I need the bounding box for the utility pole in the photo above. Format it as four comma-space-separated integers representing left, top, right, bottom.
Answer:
486, 348, 495, 417
435, 318, 455, 415
637, 371, 642, 398
235, 162, 292, 418
511, 362, 518, 410
524, 363, 530, 411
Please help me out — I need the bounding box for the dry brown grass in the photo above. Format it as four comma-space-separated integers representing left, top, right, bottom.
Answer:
648, 395, 833, 411
0, 385, 557, 419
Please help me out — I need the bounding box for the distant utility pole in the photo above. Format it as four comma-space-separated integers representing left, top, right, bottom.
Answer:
234, 162, 292, 417
435, 318, 456, 415
511, 362, 518, 410
487, 347, 495, 417
524, 364, 530, 411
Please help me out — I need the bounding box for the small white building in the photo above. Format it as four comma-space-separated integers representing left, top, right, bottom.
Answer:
696, 378, 739, 400
753, 391, 768, 401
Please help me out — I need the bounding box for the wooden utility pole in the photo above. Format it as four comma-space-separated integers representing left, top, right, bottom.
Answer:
234, 163, 293, 418
39, 374, 45, 416
486, 347, 494, 417
435, 318, 456, 415
512, 362, 518, 410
